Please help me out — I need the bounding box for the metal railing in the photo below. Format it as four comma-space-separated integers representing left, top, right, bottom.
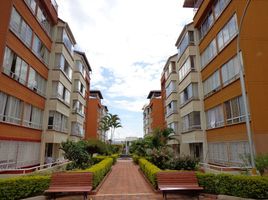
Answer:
200, 162, 252, 172
0, 160, 70, 174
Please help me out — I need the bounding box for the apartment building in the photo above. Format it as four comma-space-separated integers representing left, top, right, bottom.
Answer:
86, 90, 108, 142
161, 55, 180, 154
175, 22, 205, 161
0, 0, 58, 168
142, 104, 150, 136
144, 90, 165, 135
0, 0, 92, 168
183, 0, 268, 166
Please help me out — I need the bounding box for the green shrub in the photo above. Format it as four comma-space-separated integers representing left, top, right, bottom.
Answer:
197, 172, 268, 199
139, 158, 161, 188
132, 154, 140, 164
0, 175, 50, 200
82, 158, 113, 188
172, 156, 199, 170
255, 154, 268, 175
92, 155, 107, 164
110, 154, 119, 164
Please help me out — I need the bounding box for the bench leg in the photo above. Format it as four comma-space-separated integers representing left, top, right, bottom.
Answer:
162, 191, 167, 200
83, 192, 88, 200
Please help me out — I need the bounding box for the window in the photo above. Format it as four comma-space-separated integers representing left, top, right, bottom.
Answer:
177, 31, 194, 58
203, 70, 220, 97
0, 92, 22, 125
208, 143, 228, 164
217, 15, 238, 51
178, 56, 195, 81
0, 140, 40, 169
214, 0, 231, 19
52, 82, 70, 104
180, 83, 198, 106
166, 101, 177, 116
48, 111, 68, 133
221, 56, 240, 86
201, 39, 217, 68
199, 11, 214, 39
62, 29, 74, 55
28, 67, 47, 96
168, 122, 178, 133
3, 47, 28, 85
229, 142, 250, 163
25, 0, 37, 13
72, 100, 84, 116
74, 80, 86, 97
206, 105, 224, 129
182, 111, 201, 132
71, 122, 84, 137
32, 34, 49, 65
225, 96, 246, 125
55, 54, 72, 79
166, 81, 176, 97
10, 7, 33, 47
75, 60, 86, 78
23, 103, 43, 129
36, 6, 51, 36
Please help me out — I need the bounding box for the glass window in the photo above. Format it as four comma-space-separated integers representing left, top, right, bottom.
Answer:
48, 111, 68, 133
25, 0, 37, 12
201, 39, 217, 68
166, 101, 177, 116
74, 80, 85, 97
206, 105, 224, 129
208, 143, 228, 164
0, 92, 22, 125
55, 54, 72, 79
71, 122, 84, 137
52, 82, 70, 104
200, 11, 214, 39
214, 0, 231, 19
166, 81, 176, 97
23, 103, 43, 129
177, 31, 194, 58
203, 70, 221, 97
27, 67, 47, 96
32, 34, 49, 65
178, 56, 195, 81
3, 47, 28, 85
225, 96, 246, 124
180, 83, 198, 106
182, 111, 201, 132
62, 29, 74, 55
221, 56, 240, 86
217, 15, 238, 51
72, 100, 84, 116
75, 60, 86, 78
36, 6, 51, 36
10, 7, 33, 47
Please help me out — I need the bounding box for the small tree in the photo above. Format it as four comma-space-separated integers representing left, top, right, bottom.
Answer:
255, 154, 268, 175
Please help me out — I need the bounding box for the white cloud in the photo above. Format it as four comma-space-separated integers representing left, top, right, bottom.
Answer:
57, 0, 193, 138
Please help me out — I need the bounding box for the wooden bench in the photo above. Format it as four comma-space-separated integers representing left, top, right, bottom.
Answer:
156, 171, 203, 200
45, 172, 93, 200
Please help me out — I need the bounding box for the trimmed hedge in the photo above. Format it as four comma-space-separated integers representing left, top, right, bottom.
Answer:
82, 157, 113, 188
0, 175, 50, 200
197, 172, 268, 199
139, 158, 161, 188
138, 158, 268, 199
132, 154, 140, 164
92, 154, 118, 165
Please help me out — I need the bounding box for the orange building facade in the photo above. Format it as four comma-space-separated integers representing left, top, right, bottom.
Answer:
0, 0, 58, 168
145, 91, 165, 134
184, 0, 268, 166
86, 90, 108, 141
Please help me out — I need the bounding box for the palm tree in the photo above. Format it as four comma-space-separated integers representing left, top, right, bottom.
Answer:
99, 113, 122, 143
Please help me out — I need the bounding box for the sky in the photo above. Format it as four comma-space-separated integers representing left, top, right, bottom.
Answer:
57, 0, 193, 139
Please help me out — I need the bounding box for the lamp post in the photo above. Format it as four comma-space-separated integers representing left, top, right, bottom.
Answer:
236, 0, 256, 169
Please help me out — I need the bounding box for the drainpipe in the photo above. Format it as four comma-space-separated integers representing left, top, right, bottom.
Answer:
237, 0, 256, 169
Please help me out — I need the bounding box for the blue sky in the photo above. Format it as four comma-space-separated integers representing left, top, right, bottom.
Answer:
57, 0, 193, 139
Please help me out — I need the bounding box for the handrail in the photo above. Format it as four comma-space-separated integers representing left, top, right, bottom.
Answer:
200, 162, 252, 172
0, 160, 70, 174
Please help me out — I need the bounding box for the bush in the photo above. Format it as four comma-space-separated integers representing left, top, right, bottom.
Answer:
110, 154, 119, 164
255, 154, 268, 175
172, 156, 199, 170
82, 158, 113, 188
139, 158, 161, 188
197, 172, 268, 199
92, 155, 107, 164
132, 154, 140, 164
147, 147, 173, 169
0, 175, 50, 200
